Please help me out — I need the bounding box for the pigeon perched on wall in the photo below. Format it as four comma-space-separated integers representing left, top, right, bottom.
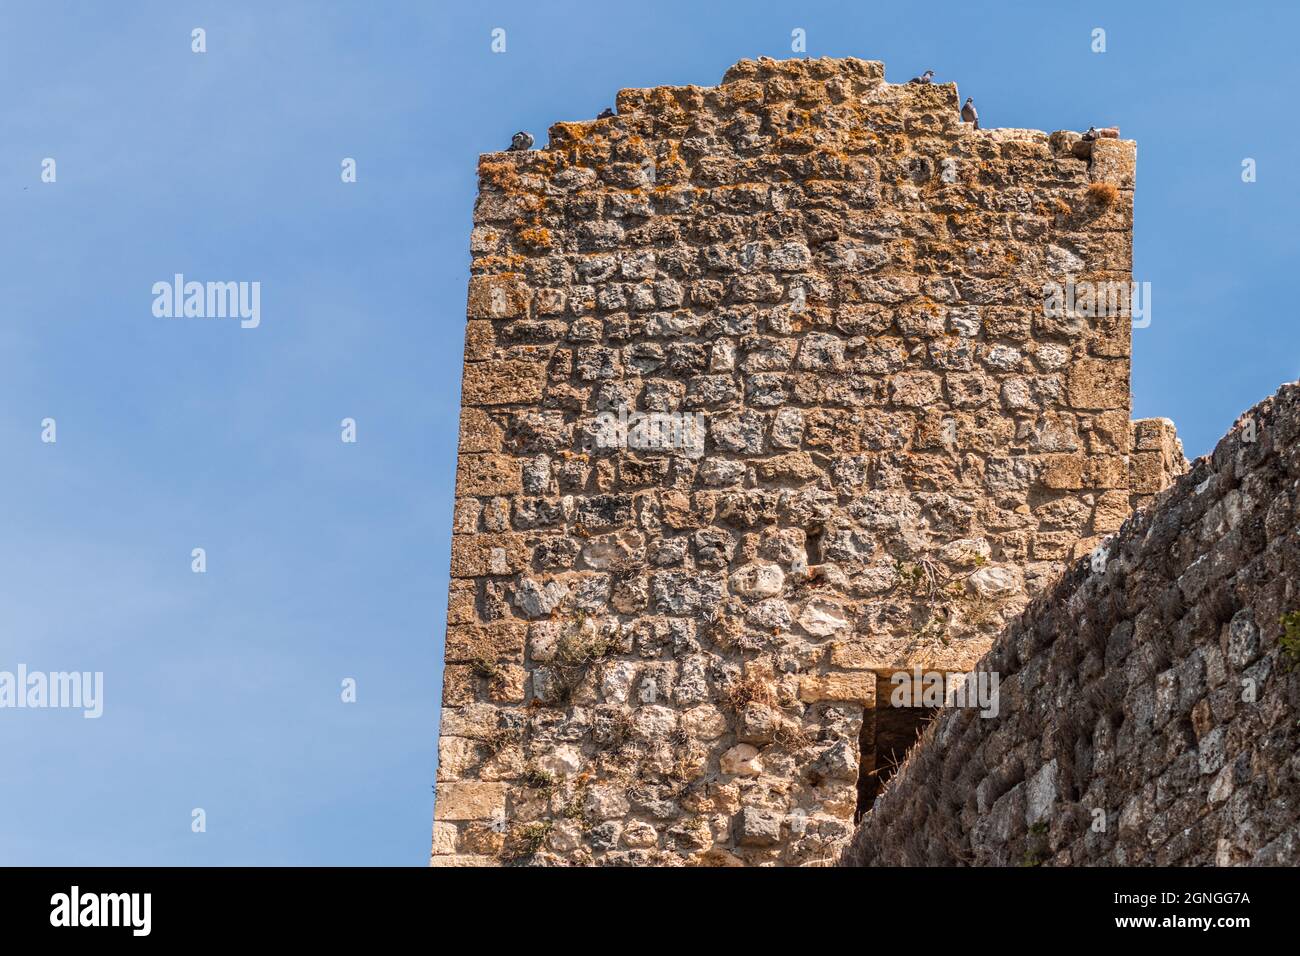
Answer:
961, 97, 979, 129
508, 131, 534, 151
1082, 126, 1098, 141
597, 107, 615, 119
908, 70, 935, 85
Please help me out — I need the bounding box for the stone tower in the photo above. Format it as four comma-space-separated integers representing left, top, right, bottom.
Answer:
432, 57, 1184, 865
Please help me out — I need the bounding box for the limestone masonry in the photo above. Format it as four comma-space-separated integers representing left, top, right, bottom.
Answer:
433, 57, 1192, 865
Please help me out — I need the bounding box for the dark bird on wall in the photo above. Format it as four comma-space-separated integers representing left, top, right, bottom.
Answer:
508, 131, 534, 151
908, 70, 935, 84
597, 107, 615, 119
1082, 126, 1098, 141
961, 97, 979, 129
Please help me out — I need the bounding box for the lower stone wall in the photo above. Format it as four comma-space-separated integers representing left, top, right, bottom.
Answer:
1130, 417, 1186, 511
842, 382, 1300, 866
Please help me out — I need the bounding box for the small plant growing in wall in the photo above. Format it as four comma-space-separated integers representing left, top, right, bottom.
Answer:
666, 758, 700, 798
702, 600, 746, 650
684, 815, 710, 837
608, 555, 643, 582
560, 776, 595, 831
549, 616, 614, 702
522, 763, 556, 794
596, 708, 635, 753
962, 592, 1002, 628
469, 652, 502, 681
773, 720, 816, 753
1020, 820, 1051, 867
500, 820, 552, 864
1279, 611, 1300, 669
555, 620, 612, 667
895, 558, 937, 598
894, 554, 1012, 648
672, 814, 712, 850
722, 673, 777, 712
483, 724, 522, 756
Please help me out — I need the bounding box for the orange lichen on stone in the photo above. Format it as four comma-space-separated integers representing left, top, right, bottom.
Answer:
516, 227, 554, 251
470, 254, 527, 272
478, 159, 521, 190
1087, 181, 1119, 208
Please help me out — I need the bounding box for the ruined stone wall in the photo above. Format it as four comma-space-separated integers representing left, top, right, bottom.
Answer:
1131, 417, 1186, 512
433, 57, 1171, 866
843, 383, 1300, 866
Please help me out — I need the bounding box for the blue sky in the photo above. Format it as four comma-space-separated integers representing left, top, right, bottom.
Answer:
0, 0, 1295, 865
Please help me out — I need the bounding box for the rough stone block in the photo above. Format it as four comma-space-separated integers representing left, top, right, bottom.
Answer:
467, 274, 529, 318
1130, 452, 1170, 493
1039, 454, 1084, 490
463, 320, 495, 361
734, 807, 782, 847
458, 408, 505, 454
456, 453, 523, 497
432, 821, 459, 856
1092, 490, 1131, 532
1068, 359, 1128, 411
449, 533, 530, 577
1083, 454, 1128, 489
797, 672, 876, 704
444, 621, 527, 663
462, 360, 546, 406
434, 782, 509, 821
1089, 138, 1136, 189
829, 641, 885, 670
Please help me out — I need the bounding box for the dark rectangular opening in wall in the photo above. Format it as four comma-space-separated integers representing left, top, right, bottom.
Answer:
855, 674, 938, 821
